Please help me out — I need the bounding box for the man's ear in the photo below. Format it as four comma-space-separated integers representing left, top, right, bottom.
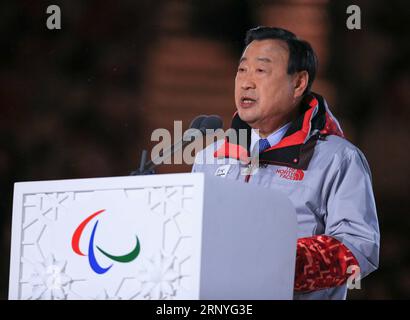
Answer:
293, 71, 309, 99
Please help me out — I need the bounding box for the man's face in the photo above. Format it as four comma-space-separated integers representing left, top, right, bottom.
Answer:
235, 39, 299, 132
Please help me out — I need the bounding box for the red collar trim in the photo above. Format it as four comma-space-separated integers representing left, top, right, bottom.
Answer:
263, 97, 318, 152
320, 112, 345, 138
213, 96, 321, 160
214, 141, 250, 164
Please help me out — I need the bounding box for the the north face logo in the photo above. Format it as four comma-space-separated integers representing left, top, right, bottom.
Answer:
276, 168, 305, 181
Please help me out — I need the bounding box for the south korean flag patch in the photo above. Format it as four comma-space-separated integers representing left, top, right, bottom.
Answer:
214, 165, 231, 178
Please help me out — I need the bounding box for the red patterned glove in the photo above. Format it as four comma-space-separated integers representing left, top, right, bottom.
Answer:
294, 235, 359, 292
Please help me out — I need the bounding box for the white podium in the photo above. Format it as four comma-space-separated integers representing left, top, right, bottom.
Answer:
9, 173, 297, 300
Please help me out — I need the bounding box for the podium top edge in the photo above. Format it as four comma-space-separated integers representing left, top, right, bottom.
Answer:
13, 172, 205, 191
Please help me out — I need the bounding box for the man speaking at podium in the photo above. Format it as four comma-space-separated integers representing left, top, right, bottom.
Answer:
192, 27, 380, 299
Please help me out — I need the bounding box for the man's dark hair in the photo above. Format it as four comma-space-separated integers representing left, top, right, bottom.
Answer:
244, 26, 318, 94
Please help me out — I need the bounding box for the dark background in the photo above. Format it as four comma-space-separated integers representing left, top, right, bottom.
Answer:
1, 0, 409, 299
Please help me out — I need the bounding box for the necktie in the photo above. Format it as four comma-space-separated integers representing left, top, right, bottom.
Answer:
258, 138, 271, 154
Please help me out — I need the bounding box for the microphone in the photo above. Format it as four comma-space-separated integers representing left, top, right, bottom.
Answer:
198, 115, 223, 133
130, 115, 223, 175
183, 114, 223, 142
189, 114, 207, 130
182, 115, 207, 140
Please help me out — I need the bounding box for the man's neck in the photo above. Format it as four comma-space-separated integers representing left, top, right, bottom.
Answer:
257, 109, 300, 138
250, 97, 304, 137
257, 123, 288, 138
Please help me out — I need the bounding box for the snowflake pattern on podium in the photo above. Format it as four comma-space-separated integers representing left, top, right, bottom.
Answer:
15, 184, 195, 300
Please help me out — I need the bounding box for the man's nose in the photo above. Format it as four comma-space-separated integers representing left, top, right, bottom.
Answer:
240, 76, 256, 90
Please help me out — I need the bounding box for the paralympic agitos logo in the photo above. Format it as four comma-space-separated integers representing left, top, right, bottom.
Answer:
71, 209, 140, 274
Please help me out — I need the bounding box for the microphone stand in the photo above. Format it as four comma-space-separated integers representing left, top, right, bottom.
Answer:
129, 114, 221, 176
130, 129, 202, 176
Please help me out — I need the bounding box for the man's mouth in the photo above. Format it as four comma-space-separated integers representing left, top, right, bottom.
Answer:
240, 96, 257, 107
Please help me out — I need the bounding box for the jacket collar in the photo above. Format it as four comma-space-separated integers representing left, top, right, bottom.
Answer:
214, 92, 344, 170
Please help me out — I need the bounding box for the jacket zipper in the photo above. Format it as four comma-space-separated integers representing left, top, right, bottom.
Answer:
244, 162, 257, 183
244, 161, 269, 183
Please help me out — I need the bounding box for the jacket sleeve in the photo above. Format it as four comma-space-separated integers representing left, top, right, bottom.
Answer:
294, 235, 359, 291
324, 148, 380, 279
294, 147, 380, 292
